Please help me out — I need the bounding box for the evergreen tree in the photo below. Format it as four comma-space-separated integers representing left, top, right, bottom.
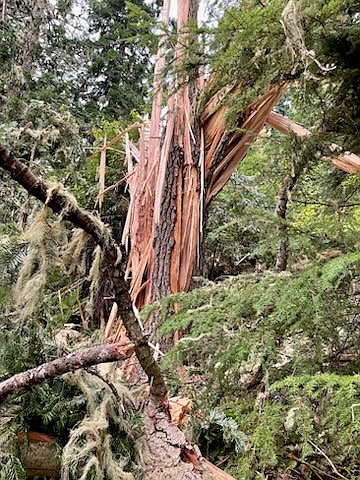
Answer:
0, 0, 158, 121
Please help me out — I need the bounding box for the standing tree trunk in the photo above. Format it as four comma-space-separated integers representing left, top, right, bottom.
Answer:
275, 155, 307, 272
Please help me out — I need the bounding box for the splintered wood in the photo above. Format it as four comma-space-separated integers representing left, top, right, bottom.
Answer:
169, 396, 192, 427
266, 112, 360, 173
122, 0, 203, 307
202, 84, 286, 203
121, 6, 286, 309
120, 1, 360, 311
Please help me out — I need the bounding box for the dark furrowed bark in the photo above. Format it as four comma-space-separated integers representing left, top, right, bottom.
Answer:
151, 146, 182, 303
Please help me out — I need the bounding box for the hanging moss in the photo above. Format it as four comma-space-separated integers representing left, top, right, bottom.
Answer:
14, 209, 67, 321
61, 371, 146, 480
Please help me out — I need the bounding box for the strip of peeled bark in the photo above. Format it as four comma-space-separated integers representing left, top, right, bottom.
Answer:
0, 342, 135, 402
0, 146, 167, 401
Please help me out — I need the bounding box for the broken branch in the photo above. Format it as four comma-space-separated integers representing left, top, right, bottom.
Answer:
0, 342, 135, 402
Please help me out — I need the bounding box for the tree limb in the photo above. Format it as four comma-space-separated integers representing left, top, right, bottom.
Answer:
0, 342, 135, 402
0, 147, 106, 245
0, 146, 167, 401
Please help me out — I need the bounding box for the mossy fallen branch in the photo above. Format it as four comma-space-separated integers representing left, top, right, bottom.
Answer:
0, 147, 106, 245
0, 342, 135, 403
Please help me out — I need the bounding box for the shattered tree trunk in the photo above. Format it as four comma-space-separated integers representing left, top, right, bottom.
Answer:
123, 0, 286, 310
151, 1, 201, 303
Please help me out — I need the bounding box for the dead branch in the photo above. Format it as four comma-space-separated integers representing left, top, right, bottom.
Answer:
0, 342, 135, 402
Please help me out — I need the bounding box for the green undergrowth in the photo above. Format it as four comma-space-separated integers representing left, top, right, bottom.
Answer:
147, 253, 360, 479
223, 374, 359, 480
0, 211, 146, 479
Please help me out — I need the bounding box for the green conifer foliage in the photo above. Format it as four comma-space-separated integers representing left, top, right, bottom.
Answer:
152, 254, 360, 478
206, 0, 360, 152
